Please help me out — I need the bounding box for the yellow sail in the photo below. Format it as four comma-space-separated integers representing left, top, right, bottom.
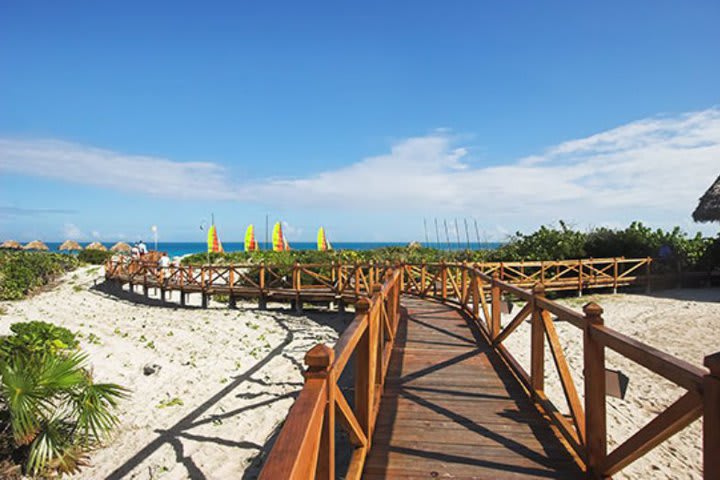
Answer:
317, 226, 332, 251
272, 222, 285, 252
244, 225, 257, 252
207, 224, 223, 253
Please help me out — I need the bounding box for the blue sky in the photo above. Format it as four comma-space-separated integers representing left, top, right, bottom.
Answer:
1, 1, 719, 243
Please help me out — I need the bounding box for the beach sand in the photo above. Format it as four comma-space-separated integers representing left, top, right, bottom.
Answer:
0, 266, 348, 479
502, 288, 720, 480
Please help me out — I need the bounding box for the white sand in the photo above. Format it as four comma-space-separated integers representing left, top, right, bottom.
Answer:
501, 288, 720, 479
0, 266, 347, 479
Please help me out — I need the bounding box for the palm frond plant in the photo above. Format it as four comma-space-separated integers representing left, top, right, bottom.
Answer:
0, 322, 128, 476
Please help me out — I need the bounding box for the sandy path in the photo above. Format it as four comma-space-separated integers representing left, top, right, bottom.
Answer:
0, 266, 348, 479
502, 288, 720, 479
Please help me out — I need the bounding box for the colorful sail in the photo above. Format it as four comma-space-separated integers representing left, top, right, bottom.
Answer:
244, 224, 258, 252
317, 226, 332, 251
207, 224, 223, 253
272, 222, 286, 252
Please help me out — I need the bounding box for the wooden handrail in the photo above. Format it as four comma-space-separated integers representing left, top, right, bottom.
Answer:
259, 269, 403, 479
403, 262, 716, 478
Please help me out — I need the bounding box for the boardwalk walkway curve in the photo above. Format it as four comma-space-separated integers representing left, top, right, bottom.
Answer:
104, 259, 719, 479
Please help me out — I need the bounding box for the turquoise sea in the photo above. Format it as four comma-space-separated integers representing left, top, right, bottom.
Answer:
44, 241, 502, 258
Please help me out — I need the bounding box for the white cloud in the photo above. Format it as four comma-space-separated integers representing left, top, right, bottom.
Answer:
62, 223, 86, 240
1, 108, 718, 234
0, 139, 234, 200
238, 107, 720, 230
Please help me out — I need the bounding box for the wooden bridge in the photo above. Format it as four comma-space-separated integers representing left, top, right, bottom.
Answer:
104, 258, 719, 478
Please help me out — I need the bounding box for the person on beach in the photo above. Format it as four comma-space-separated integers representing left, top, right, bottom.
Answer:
131, 243, 140, 259
158, 252, 170, 269
138, 240, 148, 255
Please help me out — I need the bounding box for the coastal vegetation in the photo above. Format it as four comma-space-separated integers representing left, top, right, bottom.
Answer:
0, 251, 80, 301
77, 249, 113, 265
0, 321, 127, 477
182, 221, 720, 271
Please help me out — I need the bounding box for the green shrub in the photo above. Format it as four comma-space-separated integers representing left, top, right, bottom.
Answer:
77, 249, 113, 265
177, 221, 719, 271
0, 322, 127, 476
0, 321, 78, 358
0, 251, 80, 300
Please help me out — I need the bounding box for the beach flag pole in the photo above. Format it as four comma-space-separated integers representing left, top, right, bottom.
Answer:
474, 219, 481, 248
434, 218, 440, 249
265, 214, 269, 251
423, 218, 429, 245
151, 225, 158, 251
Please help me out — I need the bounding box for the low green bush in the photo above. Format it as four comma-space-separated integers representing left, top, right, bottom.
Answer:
0, 251, 80, 300
77, 249, 113, 265
0, 321, 127, 476
180, 221, 719, 272
0, 321, 78, 358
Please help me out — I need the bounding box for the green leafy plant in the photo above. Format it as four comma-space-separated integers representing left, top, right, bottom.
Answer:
0, 251, 80, 300
77, 250, 113, 265
0, 322, 127, 476
0, 321, 78, 358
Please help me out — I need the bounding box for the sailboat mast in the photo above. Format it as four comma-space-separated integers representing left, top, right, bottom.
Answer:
423, 218, 429, 245
474, 219, 481, 247
464, 218, 470, 249
434, 218, 440, 248
443, 219, 451, 250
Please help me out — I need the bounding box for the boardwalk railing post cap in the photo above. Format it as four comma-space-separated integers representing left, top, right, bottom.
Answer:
705, 351, 720, 375
583, 302, 604, 317
305, 344, 334, 368
356, 297, 370, 312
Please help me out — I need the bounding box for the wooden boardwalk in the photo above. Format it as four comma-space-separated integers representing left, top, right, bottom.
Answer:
364, 297, 583, 479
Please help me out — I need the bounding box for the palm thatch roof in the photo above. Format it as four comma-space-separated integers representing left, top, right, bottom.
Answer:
23, 240, 49, 251
1, 240, 22, 250
693, 174, 720, 223
110, 241, 131, 253
85, 242, 107, 251
59, 240, 83, 251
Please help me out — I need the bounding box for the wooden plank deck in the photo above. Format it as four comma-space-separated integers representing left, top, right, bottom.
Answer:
363, 296, 583, 479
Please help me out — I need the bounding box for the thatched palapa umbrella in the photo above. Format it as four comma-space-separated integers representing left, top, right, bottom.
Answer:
1, 240, 22, 250
110, 241, 131, 253
693, 174, 720, 223
85, 242, 108, 251
23, 240, 49, 251
59, 240, 83, 251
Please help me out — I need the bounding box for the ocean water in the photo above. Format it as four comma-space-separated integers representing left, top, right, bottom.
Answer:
45, 241, 501, 258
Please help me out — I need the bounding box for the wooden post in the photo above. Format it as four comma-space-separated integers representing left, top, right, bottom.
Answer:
304, 344, 335, 480
420, 263, 426, 296
584, 302, 606, 478
531, 283, 545, 393
354, 298, 372, 439
229, 296, 237, 309
704, 352, 720, 479
491, 272, 501, 340
613, 258, 618, 294
461, 262, 468, 307
578, 259, 583, 297
472, 274, 480, 319
441, 262, 448, 301
180, 292, 186, 307
259, 262, 267, 310
646, 257, 652, 293
201, 293, 208, 309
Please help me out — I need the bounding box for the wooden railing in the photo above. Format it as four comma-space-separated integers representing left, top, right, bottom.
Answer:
105, 257, 655, 302
400, 262, 719, 479
258, 268, 403, 479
